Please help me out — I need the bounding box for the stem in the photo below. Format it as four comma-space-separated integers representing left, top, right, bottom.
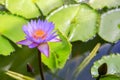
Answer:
38, 50, 45, 80
34, 3, 45, 20
96, 75, 101, 80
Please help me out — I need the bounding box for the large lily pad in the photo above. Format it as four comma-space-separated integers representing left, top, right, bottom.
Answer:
0, 13, 27, 43
91, 54, 120, 78
48, 4, 99, 42
0, 46, 38, 79
0, 36, 14, 56
0, 12, 27, 55
89, 0, 120, 9
98, 9, 120, 43
5, 0, 63, 18
5, 0, 40, 19
35, 0, 63, 15
0, 0, 5, 5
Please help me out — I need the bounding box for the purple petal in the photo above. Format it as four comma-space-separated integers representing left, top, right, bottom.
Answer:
23, 25, 32, 38
17, 39, 32, 45
46, 31, 56, 41
28, 42, 38, 48
45, 22, 54, 34
49, 38, 61, 42
38, 43, 49, 57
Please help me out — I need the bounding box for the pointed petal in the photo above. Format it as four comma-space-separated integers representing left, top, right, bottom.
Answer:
38, 43, 49, 57
28, 43, 38, 48
49, 38, 61, 42
17, 39, 32, 45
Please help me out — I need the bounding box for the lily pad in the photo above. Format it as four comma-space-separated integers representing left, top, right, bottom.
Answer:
0, 0, 5, 5
5, 0, 40, 19
98, 9, 120, 43
48, 4, 99, 42
0, 13, 27, 43
42, 30, 72, 71
89, 0, 120, 9
100, 75, 120, 80
91, 54, 120, 78
35, 0, 63, 15
0, 36, 14, 56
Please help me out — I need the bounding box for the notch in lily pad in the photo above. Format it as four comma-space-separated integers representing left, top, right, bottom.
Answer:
97, 63, 107, 80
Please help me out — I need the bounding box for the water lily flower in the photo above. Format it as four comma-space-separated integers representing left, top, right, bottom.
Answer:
17, 19, 60, 57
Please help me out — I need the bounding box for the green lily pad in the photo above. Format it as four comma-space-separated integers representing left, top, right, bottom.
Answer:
0, 36, 14, 56
100, 75, 120, 80
35, 0, 63, 15
48, 4, 99, 42
0, 13, 27, 43
0, 0, 5, 5
89, 0, 120, 9
42, 30, 72, 71
91, 54, 120, 78
98, 9, 120, 43
5, 0, 40, 19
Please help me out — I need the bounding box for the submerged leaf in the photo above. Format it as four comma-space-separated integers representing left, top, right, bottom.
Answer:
0, 46, 39, 79
6, 70, 34, 80
73, 43, 100, 78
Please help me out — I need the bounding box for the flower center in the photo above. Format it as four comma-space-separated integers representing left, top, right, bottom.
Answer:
33, 30, 46, 40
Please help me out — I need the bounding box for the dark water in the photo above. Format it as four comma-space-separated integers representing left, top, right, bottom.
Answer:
36, 39, 120, 80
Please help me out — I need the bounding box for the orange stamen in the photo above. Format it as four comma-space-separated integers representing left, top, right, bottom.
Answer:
33, 30, 46, 40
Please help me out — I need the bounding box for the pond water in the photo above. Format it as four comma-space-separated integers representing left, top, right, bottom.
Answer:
36, 37, 120, 80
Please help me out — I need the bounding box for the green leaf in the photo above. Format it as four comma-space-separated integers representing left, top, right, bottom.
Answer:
63, 0, 76, 4
6, 70, 34, 80
0, 13, 27, 43
35, 0, 63, 15
91, 54, 120, 78
42, 30, 72, 71
0, 0, 5, 5
100, 75, 120, 80
89, 0, 120, 9
0, 36, 14, 56
75, 0, 87, 3
5, 0, 40, 19
98, 9, 120, 43
47, 4, 99, 42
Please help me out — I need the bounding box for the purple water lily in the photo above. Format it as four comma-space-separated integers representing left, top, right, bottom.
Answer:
17, 19, 60, 57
